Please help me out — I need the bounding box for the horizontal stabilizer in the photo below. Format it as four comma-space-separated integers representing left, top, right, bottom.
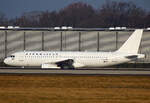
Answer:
125, 55, 138, 60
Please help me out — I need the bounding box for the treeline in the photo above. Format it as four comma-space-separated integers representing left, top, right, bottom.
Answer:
0, 1, 150, 28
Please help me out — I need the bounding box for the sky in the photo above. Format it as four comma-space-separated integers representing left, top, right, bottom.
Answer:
1, 0, 150, 18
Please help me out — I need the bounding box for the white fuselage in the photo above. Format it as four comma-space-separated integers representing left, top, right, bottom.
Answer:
3, 51, 144, 68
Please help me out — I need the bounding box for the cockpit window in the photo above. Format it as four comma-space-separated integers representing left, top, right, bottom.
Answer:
11, 55, 15, 58
8, 55, 15, 58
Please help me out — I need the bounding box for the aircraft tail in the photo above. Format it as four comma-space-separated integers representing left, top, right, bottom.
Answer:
116, 29, 143, 54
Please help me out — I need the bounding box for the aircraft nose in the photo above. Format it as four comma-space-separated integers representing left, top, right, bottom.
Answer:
4, 58, 10, 65
4, 58, 8, 64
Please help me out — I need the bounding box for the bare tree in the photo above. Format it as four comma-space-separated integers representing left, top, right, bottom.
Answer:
145, 12, 150, 27
0, 12, 8, 26
58, 2, 96, 27
39, 11, 59, 27
98, 1, 146, 28
13, 11, 41, 27
7, 1, 149, 28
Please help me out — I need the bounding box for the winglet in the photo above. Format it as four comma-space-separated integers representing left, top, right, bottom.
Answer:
116, 29, 143, 54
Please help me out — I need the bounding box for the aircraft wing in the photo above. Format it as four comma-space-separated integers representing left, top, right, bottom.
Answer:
42, 59, 75, 69
42, 59, 85, 69
55, 59, 75, 69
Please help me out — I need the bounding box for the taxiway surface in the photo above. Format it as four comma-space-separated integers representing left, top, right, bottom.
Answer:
0, 67, 150, 75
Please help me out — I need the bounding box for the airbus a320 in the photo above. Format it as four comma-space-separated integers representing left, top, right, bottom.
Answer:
4, 29, 145, 69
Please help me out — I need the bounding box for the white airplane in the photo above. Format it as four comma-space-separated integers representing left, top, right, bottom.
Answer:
4, 29, 145, 69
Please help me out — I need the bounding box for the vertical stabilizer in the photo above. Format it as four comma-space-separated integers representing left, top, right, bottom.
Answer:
117, 29, 143, 54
